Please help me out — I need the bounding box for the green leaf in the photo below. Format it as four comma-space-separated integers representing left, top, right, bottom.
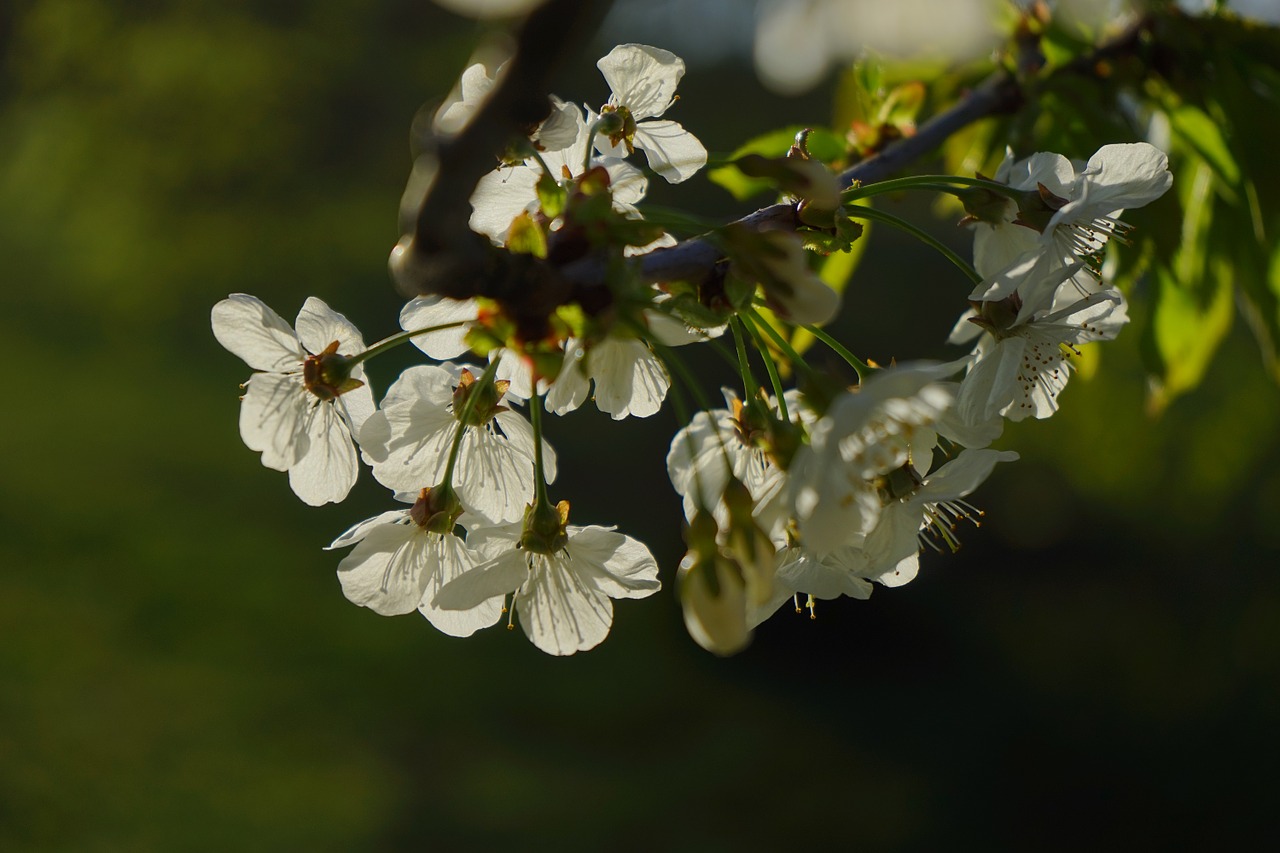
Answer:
1144, 160, 1234, 413
708, 126, 845, 201
1166, 101, 1240, 190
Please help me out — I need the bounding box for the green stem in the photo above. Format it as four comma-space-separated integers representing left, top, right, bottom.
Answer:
801, 323, 872, 380
730, 317, 760, 402
347, 321, 469, 367
529, 148, 553, 178
441, 359, 502, 489
741, 305, 820, 384
842, 174, 1021, 203
844, 204, 983, 286
741, 318, 789, 421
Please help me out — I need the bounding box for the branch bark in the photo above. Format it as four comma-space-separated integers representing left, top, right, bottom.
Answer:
397, 9, 1154, 319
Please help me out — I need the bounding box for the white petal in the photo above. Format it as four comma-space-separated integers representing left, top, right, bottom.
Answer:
918, 448, 1019, 502
878, 552, 919, 588
518, 552, 614, 655
295, 296, 366, 356
774, 546, 876, 600
972, 221, 1036, 281
433, 549, 528, 610
534, 96, 582, 151
597, 44, 684, 119
493, 348, 536, 402
1075, 142, 1173, 213
434, 63, 496, 136
633, 120, 708, 183
602, 158, 649, 205
956, 336, 1022, 425
238, 372, 310, 471
336, 524, 430, 616
566, 527, 660, 599
326, 509, 412, 550
469, 166, 538, 244
288, 401, 360, 506
335, 381, 376, 437
1004, 151, 1074, 194
544, 344, 591, 415
494, 409, 557, 483
417, 534, 504, 637
212, 294, 303, 372
589, 338, 669, 419
400, 296, 480, 359
454, 424, 539, 522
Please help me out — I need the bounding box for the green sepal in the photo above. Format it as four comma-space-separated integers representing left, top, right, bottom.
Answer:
536, 170, 566, 219
507, 212, 548, 258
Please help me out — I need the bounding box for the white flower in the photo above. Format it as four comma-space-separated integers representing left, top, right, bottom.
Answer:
971, 143, 1172, 311
544, 336, 669, 419
435, 61, 579, 151
593, 44, 708, 184
859, 447, 1018, 581
748, 543, 877, 629
469, 107, 649, 245
211, 293, 374, 506
666, 389, 804, 538
789, 361, 964, 555
327, 490, 503, 637
358, 364, 556, 523
952, 272, 1129, 423
433, 515, 661, 656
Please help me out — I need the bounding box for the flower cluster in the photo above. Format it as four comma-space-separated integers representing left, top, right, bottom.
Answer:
212, 42, 1171, 657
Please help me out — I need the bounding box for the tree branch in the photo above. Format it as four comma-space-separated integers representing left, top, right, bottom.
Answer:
398, 9, 1154, 320
613, 71, 1025, 287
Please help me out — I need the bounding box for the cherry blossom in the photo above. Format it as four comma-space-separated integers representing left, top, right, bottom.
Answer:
593, 44, 708, 184
433, 510, 661, 656
212, 294, 373, 506
358, 364, 556, 523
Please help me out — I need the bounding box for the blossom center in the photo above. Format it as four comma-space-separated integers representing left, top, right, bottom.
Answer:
302, 340, 364, 400
600, 104, 637, 153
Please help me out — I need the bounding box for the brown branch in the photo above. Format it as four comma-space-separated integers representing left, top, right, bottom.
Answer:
397, 9, 1154, 323
610, 70, 1025, 287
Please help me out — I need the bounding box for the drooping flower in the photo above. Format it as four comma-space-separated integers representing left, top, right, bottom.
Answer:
951, 267, 1129, 424
666, 389, 805, 538
327, 487, 504, 637
543, 335, 670, 419
358, 364, 556, 523
789, 361, 964, 555
593, 44, 708, 184
970, 143, 1172, 313
433, 502, 661, 656
858, 447, 1018, 581
211, 293, 374, 506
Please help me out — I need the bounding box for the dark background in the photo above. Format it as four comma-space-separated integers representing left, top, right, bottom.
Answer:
2, 1, 1277, 849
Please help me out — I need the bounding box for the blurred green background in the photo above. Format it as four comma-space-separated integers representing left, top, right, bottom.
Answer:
3, 1, 1278, 849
